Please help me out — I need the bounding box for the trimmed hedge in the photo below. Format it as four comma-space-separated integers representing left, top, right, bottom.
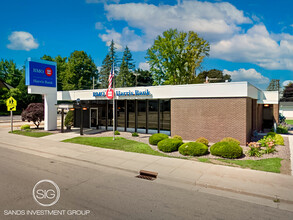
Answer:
173, 135, 183, 141
149, 133, 169, 145
20, 124, 30, 130
114, 130, 120, 135
65, 110, 74, 127
132, 132, 139, 137
157, 138, 183, 152
210, 141, 243, 159
179, 142, 208, 156
221, 137, 241, 145
196, 137, 209, 146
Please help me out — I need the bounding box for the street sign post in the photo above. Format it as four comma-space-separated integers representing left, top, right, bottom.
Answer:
6, 96, 17, 132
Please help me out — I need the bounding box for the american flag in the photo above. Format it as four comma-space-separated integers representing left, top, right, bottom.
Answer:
108, 65, 114, 90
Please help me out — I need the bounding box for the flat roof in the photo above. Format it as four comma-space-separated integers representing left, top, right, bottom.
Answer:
57, 81, 279, 104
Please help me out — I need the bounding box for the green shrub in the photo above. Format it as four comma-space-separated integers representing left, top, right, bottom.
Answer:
196, 137, 209, 146
65, 110, 74, 127
149, 133, 169, 145
276, 125, 288, 134
221, 137, 240, 145
132, 132, 139, 137
210, 141, 243, 159
179, 142, 208, 156
266, 133, 284, 146
157, 138, 183, 152
20, 124, 30, 130
114, 130, 120, 135
172, 135, 183, 141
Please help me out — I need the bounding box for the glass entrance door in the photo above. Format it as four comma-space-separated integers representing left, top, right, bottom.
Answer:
90, 108, 98, 128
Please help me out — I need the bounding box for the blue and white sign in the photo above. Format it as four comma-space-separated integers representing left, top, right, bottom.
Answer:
93, 89, 151, 97
26, 58, 57, 88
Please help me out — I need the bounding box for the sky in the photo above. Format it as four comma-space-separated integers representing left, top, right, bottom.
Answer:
1, 0, 293, 89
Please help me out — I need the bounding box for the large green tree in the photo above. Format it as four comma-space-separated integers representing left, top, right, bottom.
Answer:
281, 82, 293, 102
99, 40, 118, 88
0, 59, 22, 87
196, 69, 231, 83
146, 29, 210, 85
116, 46, 135, 87
62, 51, 98, 90
135, 68, 153, 86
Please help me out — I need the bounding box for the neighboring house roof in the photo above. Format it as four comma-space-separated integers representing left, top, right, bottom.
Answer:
0, 79, 14, 90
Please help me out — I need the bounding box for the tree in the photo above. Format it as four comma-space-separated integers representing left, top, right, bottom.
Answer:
281, 82, 293, 102
62, 51, 98, 90
266, 79, 280, 91
116, 46, 135, 87
0, 59, 22, 88
135, 69, 153, 86
146, 29, 210, 85
99, 40, 118, 88
21, 103, 44, 128
196, 69, 231, 83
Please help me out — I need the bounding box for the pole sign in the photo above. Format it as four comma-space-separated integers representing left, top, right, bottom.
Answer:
25, 59, 57, 88
6, 96, 17, 111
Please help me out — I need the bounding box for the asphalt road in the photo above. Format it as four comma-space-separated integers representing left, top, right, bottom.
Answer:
0, 146, 292, 220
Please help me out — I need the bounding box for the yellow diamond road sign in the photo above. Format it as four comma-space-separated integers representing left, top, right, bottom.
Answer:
6, 97, 17, 111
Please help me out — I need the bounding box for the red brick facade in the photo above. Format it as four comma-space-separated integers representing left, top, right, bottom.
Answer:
171, 98, 258, 145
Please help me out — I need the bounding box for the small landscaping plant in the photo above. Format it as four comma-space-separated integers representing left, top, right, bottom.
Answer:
247, 142, 262, 157
276, 125, 288, 134
210, 141, 243, 159
132, 132, 139, 137
65, 110, 74, 129
149, 133, 169, 145
179, 142, 208, 156
20, 124, 30, 130
195, 137, 209, 146
114, 130, 120, 135
157, 138, 183, 152
172, 135, 183, 141
258, 136, 276, 154
221, 137, 241, 145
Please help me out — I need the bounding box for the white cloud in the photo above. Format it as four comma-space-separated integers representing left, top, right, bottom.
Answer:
86, 0, 119, 4
138, 62, 150, 71
100, 0, 251, 50
223, 68, 270, 85
99, 27, 149, 51
7, 31, 39, 51
283, 80, 293, 87
95, 22, 104, 30
212, 25, 293, 71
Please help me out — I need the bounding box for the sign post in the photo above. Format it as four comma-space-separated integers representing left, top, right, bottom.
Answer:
6, 96, 17, 133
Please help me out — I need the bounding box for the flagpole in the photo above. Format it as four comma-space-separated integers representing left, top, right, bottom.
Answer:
113, 65, 115, 141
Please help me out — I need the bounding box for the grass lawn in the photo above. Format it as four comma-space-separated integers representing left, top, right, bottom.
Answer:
286, 120, 293, 125
10, 130, 53, 138
217, 158, 282, 173
63, 137, 167, 157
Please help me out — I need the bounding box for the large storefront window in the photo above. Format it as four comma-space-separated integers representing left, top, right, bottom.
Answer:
137, 100, 146, 132
107, 100, 113, 129
117, 100, 125, 131
160, 100, 171, 134
148, 100, 158, 132
127, 100, 135, 132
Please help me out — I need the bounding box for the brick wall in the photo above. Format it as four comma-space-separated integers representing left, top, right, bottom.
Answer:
273, 104, 279, 124
171, 98, 253, 145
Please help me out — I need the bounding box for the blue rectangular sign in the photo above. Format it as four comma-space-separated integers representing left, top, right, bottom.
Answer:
25, 59, 57, 88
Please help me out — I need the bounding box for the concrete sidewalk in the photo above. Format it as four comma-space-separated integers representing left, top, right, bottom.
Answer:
1, 128, 293, 212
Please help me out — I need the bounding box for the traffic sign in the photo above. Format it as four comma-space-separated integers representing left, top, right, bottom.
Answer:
6, 97, 17, 111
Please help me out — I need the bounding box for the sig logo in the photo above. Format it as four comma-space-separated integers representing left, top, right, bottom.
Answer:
45, 67, 53, 77
32, 180, 60, 207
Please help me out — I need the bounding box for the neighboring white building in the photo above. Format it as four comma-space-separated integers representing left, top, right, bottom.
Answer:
280, 102, 293, 119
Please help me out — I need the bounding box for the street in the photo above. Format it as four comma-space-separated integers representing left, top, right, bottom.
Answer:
1, 145, 292, 220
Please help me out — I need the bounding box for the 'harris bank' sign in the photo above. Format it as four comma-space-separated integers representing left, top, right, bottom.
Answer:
25, 58, 57, 88
93, 89, 151, 97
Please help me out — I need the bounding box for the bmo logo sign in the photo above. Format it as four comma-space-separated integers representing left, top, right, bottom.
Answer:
33, 180, 60, 207
45, 67, 53, 77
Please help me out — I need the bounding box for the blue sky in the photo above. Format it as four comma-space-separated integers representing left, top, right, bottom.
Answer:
1, 0, 293, 89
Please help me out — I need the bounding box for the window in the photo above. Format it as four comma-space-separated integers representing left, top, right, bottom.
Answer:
148, 100, 158, 131
160, 100, 170, 133
137, 100, 146, 132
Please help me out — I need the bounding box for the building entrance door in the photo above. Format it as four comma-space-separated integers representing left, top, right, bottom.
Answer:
90, 108, 98, 128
